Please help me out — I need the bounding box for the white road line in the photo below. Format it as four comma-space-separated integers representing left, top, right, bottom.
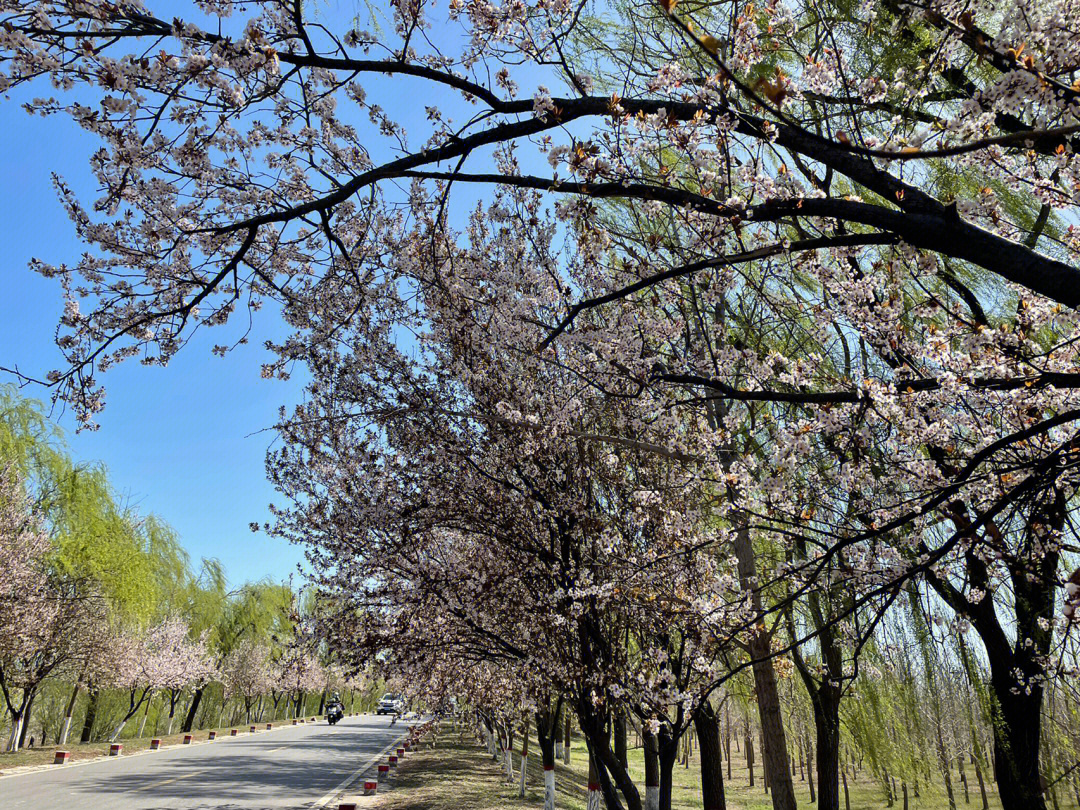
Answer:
311, 732, 407, 809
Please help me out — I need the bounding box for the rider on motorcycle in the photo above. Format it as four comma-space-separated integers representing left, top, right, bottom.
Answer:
326, 694, 344, 725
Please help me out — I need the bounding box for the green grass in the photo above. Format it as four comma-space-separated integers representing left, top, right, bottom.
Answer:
368, 721, 1077, 810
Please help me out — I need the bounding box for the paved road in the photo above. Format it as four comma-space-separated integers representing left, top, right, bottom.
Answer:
1, 714, 409, 810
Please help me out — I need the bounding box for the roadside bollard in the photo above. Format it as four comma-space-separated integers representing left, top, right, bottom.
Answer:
54, 751, 71, 765
338, 804, 357, 810
183, 735, 193, 744
292, 719, 299, 725
266, 723, 273, 730
397, 747, 405, 759
208, 731, 217, 740
388, 754, 398, 768
250, 725, 257, 733
150, 739, 162, 750
364, 780, 378, 796
109, 743, 122, 756
231, 729, 239, 736
377, 764, 389, 784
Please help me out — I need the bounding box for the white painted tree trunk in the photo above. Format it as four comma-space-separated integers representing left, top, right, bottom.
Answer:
556, 741, 564, 759
544, 767, 556, 810
563, 740, 571, 765
59, 714, 73, 746
519, 751, 528, 796
586, 785, 601, 810
7, 715, 23, 752
137, 699, 151, 738
645, 785, 660, 810
504, 746, 514, 780
109, 719, 128, 742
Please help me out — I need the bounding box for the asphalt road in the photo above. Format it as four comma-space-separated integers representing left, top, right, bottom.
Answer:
1, 714, 409, 810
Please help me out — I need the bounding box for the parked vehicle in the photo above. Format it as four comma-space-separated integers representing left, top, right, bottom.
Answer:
376, 693, 404, 715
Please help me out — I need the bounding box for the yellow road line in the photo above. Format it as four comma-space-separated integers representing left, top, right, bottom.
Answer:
154, 767, 206, 787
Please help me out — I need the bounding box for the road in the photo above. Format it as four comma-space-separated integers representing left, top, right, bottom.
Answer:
1, 713, 409, 810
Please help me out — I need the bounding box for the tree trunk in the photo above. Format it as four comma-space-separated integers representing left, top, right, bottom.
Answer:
988, 668, 1047, 810
734, 525, 797, 810
17, 692, 35, 749
80, 690, 99, 743
59, 683, 80, 745
614, 711, 628, 771
519, 719, 530, 797
657, 730, 679, 810
644, 729, 661, 810
137, 695, 152, 738
694, 702, 727, 810
183, 687, 204, 733
537, 708, 558, 810
745, 722, 755, 787
564, 712, 572, 765
587, 755, 601, 810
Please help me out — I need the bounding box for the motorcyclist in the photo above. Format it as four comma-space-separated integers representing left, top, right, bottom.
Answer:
326, 693, 344, 725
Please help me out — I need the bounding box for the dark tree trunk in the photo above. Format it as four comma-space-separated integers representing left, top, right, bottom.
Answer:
813, 687, 839, 810
988, 665, 1046, 810
694, 702, 727, 810
80, 690, 99, 743
734, 526, 797, 810
643, 729, 660, 810
182, 687, 204, 733
18, 691, 35, 749
657, 729, 679, 810
614, 710, 628, 771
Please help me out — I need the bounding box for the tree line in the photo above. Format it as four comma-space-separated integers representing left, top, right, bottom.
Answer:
0, 388, 378, 752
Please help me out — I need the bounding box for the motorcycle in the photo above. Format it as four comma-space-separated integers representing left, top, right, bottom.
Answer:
326, 703, 344, 725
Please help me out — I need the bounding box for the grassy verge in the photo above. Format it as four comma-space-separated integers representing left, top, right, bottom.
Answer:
363, 721, 1065, 810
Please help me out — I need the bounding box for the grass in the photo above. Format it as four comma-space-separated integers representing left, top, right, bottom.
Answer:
0, 718, 313, 773
365, 721, 1078, 810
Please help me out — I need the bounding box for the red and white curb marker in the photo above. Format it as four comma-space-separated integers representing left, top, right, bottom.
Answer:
208, 731, 217, 740
293, 719, 299, 725
396, 747, 405, 759
251, 725, 258, 733
266, 723, 273, 730
109, 744, 122, 757
231, 728, 239, 736
338, 804, 357, 810
363, 780, 378, 796
54, 750, 71, 765
388, 754, 398, 769
183, 735, 193, 745
377, 764, 389, 784
150, 738, 162, 750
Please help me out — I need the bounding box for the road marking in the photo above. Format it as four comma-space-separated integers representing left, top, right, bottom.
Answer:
154, 767, 206, 787
270, 745, 291, 753
312, 733, 407, 809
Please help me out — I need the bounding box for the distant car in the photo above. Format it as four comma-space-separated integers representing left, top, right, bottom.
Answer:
377, 694, 404, 715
